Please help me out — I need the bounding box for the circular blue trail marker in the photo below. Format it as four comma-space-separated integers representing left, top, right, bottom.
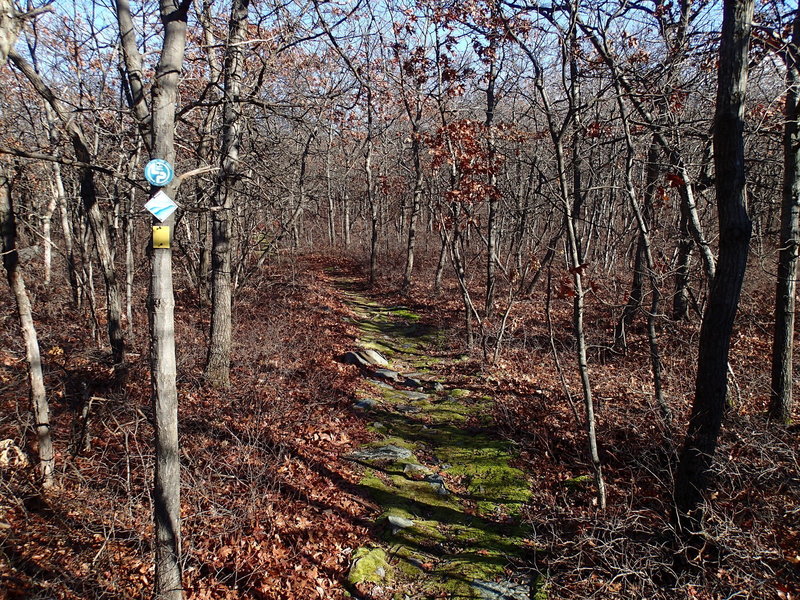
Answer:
144, 159, 175, 187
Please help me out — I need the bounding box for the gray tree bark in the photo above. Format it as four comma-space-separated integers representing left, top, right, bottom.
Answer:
1, 166, 54, 489
769, 9, 800, 424
205, 0, 250, 388
675, 0, 753, 531
148, 0, 191, 596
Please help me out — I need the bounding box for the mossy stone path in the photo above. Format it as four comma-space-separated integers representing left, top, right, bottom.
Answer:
334, 276, 544, 600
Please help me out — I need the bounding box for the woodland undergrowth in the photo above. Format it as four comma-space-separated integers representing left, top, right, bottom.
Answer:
0, 248, 798, 599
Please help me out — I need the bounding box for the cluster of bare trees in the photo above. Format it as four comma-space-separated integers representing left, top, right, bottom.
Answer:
1, 0, 798, 596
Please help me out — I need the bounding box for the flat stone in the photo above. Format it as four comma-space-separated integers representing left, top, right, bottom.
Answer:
347, 444, 412, 463
375, 368, 402, 382
395, 404, 421, 414
367, 379, 395, 390
401, 390, 429, 401
387, 515, 414, 529
353, 398, 378, 410
472, 579, 531, 600
403, 463, 431, 480
403, 377, 424, 389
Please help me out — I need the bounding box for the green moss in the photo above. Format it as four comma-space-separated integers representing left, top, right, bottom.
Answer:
563, 474, 592, 489
339, 281, 535, 599
348, 547, 391, 585
385, 307, 420, 321
532, 574, 550, 600
359, 339, 397, 357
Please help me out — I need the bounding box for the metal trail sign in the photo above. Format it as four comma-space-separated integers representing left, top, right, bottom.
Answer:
144, 159, 175, 187
144, 191, 178, 222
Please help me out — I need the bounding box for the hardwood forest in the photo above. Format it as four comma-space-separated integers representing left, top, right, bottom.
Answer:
1, 0, 799, 598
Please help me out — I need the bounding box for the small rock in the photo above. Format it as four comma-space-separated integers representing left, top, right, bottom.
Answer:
341, 351, 370, 368
367, 379, 395, 390
472, 578, 531, 600
430, 382, 445, 392
425, 473, 450, 495
372, 422, 386, 429
403, 376, 424, 389
401, 390, 429, 401
403, 463, 431, 480
361, 349, 389, 367
347, 444, 412, 463
375, 368, 402, 383
387, 515, 414, 529
374, 566, 386, 578
353, 398, 378, 410
395, 404, 421, 414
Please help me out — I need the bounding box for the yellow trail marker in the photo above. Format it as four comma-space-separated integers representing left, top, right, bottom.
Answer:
153, 226, 170, 249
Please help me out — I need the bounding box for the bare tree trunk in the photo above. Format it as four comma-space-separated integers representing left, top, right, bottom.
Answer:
326, 121, 336, 246
125, 187, 135, 338
485, 49, 498, 318
673, 200, 695, 320
433, 226, 448, 296
55, 161, 79, 306
675, 0, 753, 531
206, 0, 250, 388
614, 139, 657, 343
614, 94, 671, 424
147, 0, 191, 596
41, 187, 56, 285
366, 87, 377, 285
1, 166, 54, 489
402, 119, 422, 293
770, 9, 800, 424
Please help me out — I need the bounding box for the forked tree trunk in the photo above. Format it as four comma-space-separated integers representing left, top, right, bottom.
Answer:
675, 0, 753, 531
1, 166, 54, 489
770, 9, 800, 424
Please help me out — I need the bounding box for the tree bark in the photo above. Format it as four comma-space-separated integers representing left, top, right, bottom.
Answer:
675, 0, 753, 531
769, 9, 800, 424
149, 0, 191, 596
1, 165, 54, 489
205, 0, 250, 388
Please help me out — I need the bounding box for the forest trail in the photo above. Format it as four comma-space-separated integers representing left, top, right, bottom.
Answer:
329, 270, 545, 600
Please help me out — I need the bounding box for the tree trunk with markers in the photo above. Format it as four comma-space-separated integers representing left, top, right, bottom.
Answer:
149, 0, 190, 597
